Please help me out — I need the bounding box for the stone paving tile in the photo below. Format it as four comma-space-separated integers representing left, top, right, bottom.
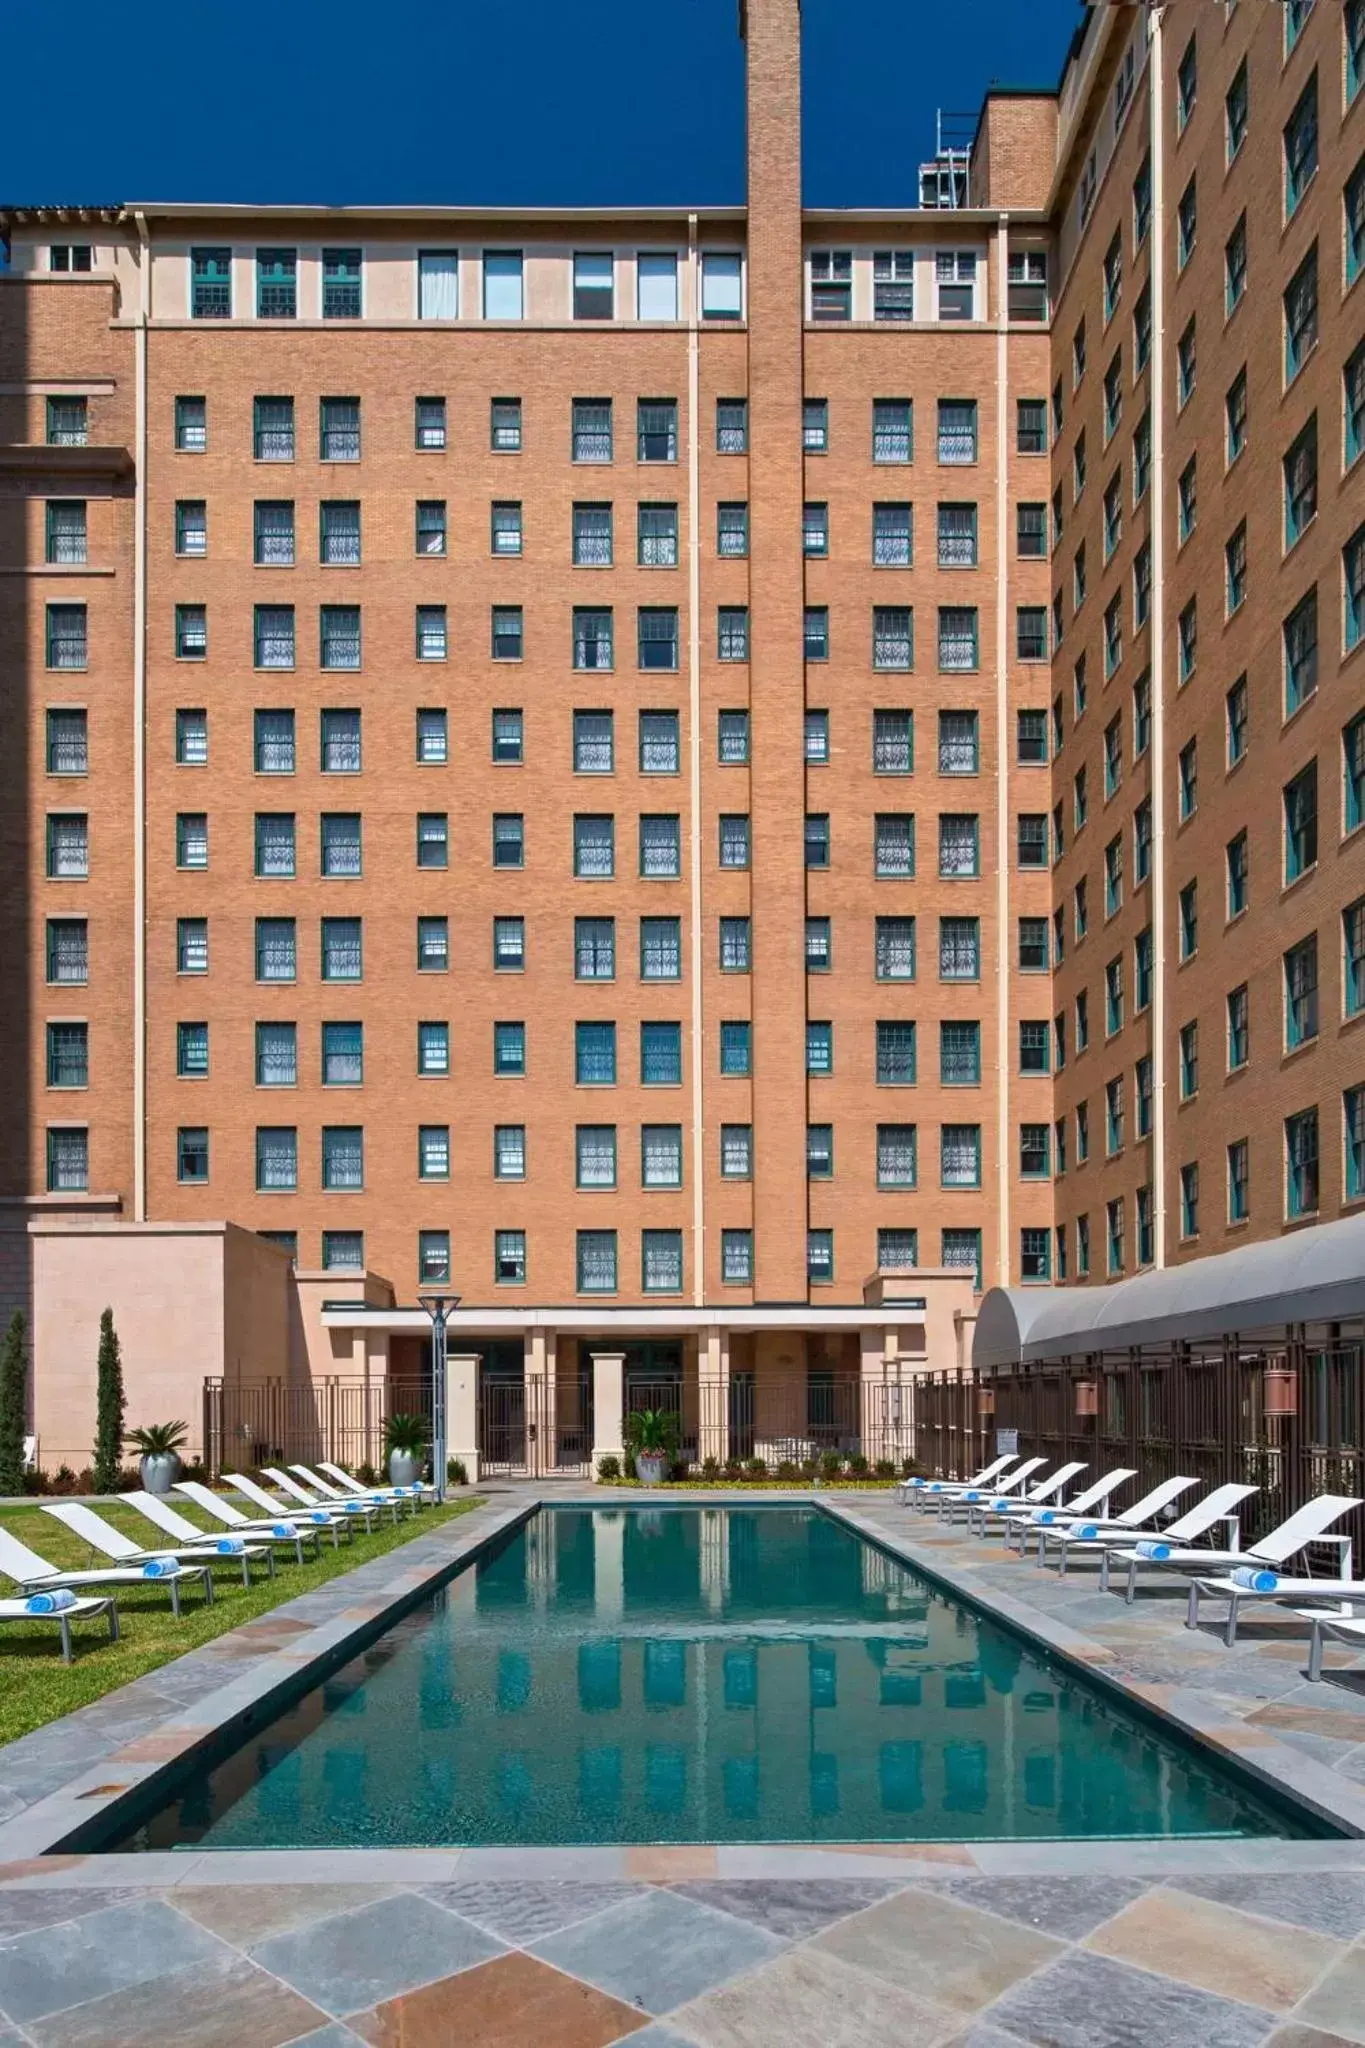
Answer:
920, 1876, 1149, 1942
808, 1887, 1062, 2018
666, 1943, 954, 2048
1289, 1946, 1365, 2044
669, 1879, 900, 1941
349, 1950, 649, 2047
605, 2026, 698, 2048
0, 1898, 227, 2025
938, 2026, 1041, 2048
1083, 1889, 1343, 2013
420, 1880, 644, 1944
1265, 2028, 1365, 2048
279, 2027, 370, 2048
26, 1948, 328, 2048
173, 1881, 399, 1948
984, 1949, 1276, 2048
1167, 1873, 1365, 1942
530, 1888, 786, 2016
247, 1892, 504, 2018
0, 1886, 142, 1937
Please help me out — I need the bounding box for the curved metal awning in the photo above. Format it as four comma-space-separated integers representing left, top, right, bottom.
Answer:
974, 1213, 1365, 1371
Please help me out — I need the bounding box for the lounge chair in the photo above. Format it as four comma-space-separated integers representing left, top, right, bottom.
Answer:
42, 1500, 270, 1592
0, 1588, 118, 1662
963, 1462, 1089, 1535
1000, 1468, 1140, 1553
927, 1457, 1050, 1520
1098, 1483, 1261, 1597
173, 1480, 329, 1560
0, 1524, 210, 1619
1298, 1609, 1365, 1682
287, 1465, 404, 1522
223, 1471, 356, 1542
1109, 1492, 1361, 1613
260, 1468, 382, 1532
897, 1452, 1021, 1507
1187, 1521, 1365, 1646
318, 1459, 431, 1506
121, 1492, 279, 1582
1028, 1475, 1202, 1569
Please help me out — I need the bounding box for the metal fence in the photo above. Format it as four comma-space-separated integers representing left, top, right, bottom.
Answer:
203, 1376, 432, 1480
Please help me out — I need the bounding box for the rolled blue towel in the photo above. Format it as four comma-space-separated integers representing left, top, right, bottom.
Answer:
306, 1511, 330, 1524
25, 1587, 79, 1614
213, 1537, 247, 1555
1074, 1523, 1101, 1541
989, 1497, 1011, 1511
1035, 1509, 1059, 1525
1135, 1540, 1171, 1559
964, 1490, 982, 1503
1231, 1566, 1278, 1592
141, 1558, 179, 1579
271, 1523, 296, 1539
340, 1501, 366, 1513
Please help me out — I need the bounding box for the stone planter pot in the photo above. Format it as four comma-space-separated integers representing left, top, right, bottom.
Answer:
635, 1453, 666, 1487
139, 1451, 182, 1497
389, 1449, 422, 1489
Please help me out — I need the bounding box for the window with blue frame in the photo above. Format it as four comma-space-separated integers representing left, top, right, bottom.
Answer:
1284, 246, 1318, 383
1019, 1228, 1050, 1283
1346, 1086, 1365, 1201
322, 248, 362, 319
1346, 525, 1365, 652
1346, 717, 1365, 834
1285, 1107, 1319, 1219
1346, 158, 1365, 287
1284, 935, 1319, 1048
256, 248, 296, 318
1179, 1022, 1198, 1100
1228, 1139, 1249, 1224
1227, 985, 1250, 1072
493, 1020, 525, 1074
806, 1020, 833, 1075
1283, 77, 1318, 218
940, 1020, 980, 1085
1284, 415, 1319, 553
1283, 762, 1318, 882
190, 247, 231, 319
1284, 589, 1318, 714
641, 1021, 681, 1085
876, 1020, 916, 1084
575, 1020, 617, 1085
1344, 898, 1364, 1017
1348, 346, 1365, 468
720, 1020, 751, 1075
1227, 831, 1249, 918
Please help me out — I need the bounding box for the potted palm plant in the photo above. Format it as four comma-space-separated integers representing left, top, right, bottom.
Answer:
623, 1407, 679, 1486
126, 1420, 189, 1496
384, 1412, 429, 1489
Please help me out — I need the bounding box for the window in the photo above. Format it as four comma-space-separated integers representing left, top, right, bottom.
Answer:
876, 916, 916, 981
1227, 982, 1250, 1072
638, 710, 680, 774
1016, 502, 1046, 564
937, 400, 976, 465
1347, 718, 1365, 836
931, 606, 975, 674
635, 608, 676, 672
1222, 674, 1247, 770
1177, 599, 1197, 684
1104, 834, 1123, 917
940, 1020, 981, 1087
45, 917, 88, 987
45, 1019, 88, 1090
324, 917, 363, 980
190, 246, 231, 319
44, 708, 87, 778
1226, 830, 1248, 919
877, 1125, 917, 1189
1350, 0, 1365, 103
1133, 151, 1152, 246
720, 1021, 751, 1076
699, 250, 742, 319
634, 252, 679, 321
804, 813, 830, 869
721, 1229, 753, 1284
874, 248, 915, 320
717, 502, 748, 557
254, 812, 295, 879
252, 1021, 295, 1089
1177, 177, 1197, 267
1226, 58, 1248, 160
1016, 710, 1046, 767
941, 1125, 981, 1188
1345, 525, 1365, 653
942, 1228, 982, 1290
413, 1018, 449, 1079
1351, 158, 1365, 289
1017, 398, 1046, 455
1135, 1054, 1152, 1135
1177, 456, 1198, 544
1106, 1075, 1126, 1155
320, 812, 361, 878
495, 1230, 527, 1285
1133, 408, 1151, 502
413, 812, 447, 872
1285, 246, 1319, 383
719, 917, 750, 972
1101, 233, 1122, 325
48, 396, 88, 447
492, 1020, 525, 1075
1103, 353, 1122, 440
1284, 77, 1319, 219
1133, 280, 1151, 372
1284, 762, 1319, 881
173, 1123, 209, 1185
1018, 917, 1048, 974
810, 248, 852, 320
248, 708, 292, 776
576, 1123, 617, 1190
1285, 933, 1320, 1049
933, 710, 975, 777
637, 503, 676, 567
1345, 1085, 1365, 1202
718, 813, 751, 868
1105, 956, 1124, 1036
1226, 522, 1247, 614
936, 814, 976, 879
254, 917, 293, 982
1072, 321, 1087, 387
1286, 1106, 1320, 1219
936, 250, 977, 320
640, 813, 680, 878
44, 1126, 88, 1194
806, 1123, 834, 1181
875, 1020, 916, 1086
1134, 799, 1152, 884
41, 498, 88, 573
804, 917, 831, 973
1017, 815, 1047, 871
1285, 588, 1318, 714
874, 812, 915, 878
1284, 417, 1319, 551
483, 250, 524, 320
636, 398, 678, 464
639, 917, 679, 982
568, 250, 613, 321
1225, 213, 1247, 315
802, 501, 828, 558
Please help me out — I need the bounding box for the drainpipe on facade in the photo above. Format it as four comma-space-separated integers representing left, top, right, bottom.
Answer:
1147, 8, 1168, 1267
132, 210, 150, 1223
994, 216, 1011, 1286
687, 212, 706, 1306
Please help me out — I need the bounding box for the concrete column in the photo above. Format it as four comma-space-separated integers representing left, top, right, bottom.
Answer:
590, 1351, 626, 1472
594, 1508, 625, 1621
699, 1325, 730, 1464
700, 1505, 729, 1612
859, 1326, 894, 1464
447, 1351, 481, 1484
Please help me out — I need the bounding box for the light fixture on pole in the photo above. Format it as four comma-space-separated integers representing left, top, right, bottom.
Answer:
417, 1289, 461, 1503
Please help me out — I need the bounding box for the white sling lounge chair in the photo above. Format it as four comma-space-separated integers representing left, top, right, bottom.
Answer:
121, 1492, 278, 1582
42, 1500, 262, 1591
261, 1468, 382, 1531
0, 1524, 209, 1619
1100, 1483, 1260, 1598
1110, 1493, 1360, 1615
0, 1588, 118, 1662
288, 1466, 404, 1522
1027, 1475, 1202, 1569
173, 1480, 328, 1560
1000, 1469, 1140, 1553
1184, 1499, 1365, 1644
963, 1462, 1089, 1535
224, 1472, 356, 1542
317, 1460, 431, 1506
1298, 1609, 1365, 1681
927, 1457, 1049, 1520
897, 1452, 1020, 1508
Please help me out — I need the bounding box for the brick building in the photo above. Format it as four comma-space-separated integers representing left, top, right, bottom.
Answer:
0, 0, 1361, 1471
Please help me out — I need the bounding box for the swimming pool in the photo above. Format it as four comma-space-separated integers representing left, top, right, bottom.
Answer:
120, 1505, 1315, 1847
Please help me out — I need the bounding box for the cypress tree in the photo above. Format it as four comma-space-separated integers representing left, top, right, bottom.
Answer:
92, 1306, 125, 1493
0, 1312, 27, 1498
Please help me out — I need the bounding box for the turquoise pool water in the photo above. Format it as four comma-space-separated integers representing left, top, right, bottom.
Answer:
121, 1506, 1313, 1847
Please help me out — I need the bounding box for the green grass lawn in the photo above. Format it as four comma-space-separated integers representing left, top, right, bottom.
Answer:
0, 1494, 480, 1747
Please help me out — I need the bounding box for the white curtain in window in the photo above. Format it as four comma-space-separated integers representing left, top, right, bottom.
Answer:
419, 252, 458, 320
637, 253, 678, 321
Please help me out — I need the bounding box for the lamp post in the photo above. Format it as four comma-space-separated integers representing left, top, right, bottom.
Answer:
417, 1289, 461, 1503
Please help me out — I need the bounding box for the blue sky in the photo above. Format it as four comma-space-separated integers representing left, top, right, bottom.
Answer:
0, 0, 1081, 211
